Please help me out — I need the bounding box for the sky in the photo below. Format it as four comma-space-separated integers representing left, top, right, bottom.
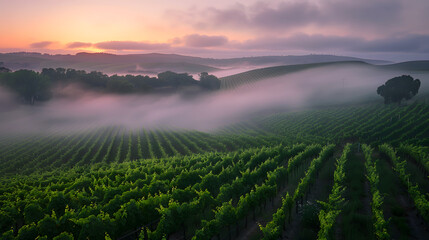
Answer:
1, 0, 429, 60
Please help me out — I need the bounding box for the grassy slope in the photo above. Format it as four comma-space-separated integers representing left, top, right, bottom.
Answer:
219, 61, 429, 89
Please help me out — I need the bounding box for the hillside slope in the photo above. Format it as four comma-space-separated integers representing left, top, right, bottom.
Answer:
220, 60, 429, 89
0, 52, 386, 75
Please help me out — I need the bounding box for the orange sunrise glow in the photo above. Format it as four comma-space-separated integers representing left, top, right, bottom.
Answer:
0, 0, 425, 60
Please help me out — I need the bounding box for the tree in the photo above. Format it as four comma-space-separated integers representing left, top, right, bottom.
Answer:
2, 70, 51, 104
199, 72, 220, 90
377, 75, 421, 104
158, 71, 197, 89
106, 79, 134, 93
41, 68, 66, 81
0, 67, 11, 73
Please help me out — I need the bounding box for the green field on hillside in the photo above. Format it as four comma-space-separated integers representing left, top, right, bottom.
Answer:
1, 102, 428, 239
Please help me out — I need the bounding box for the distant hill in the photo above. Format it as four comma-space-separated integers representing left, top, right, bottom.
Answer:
0, 52, 388, 75
380, 60, 429, 71
219, 60, 429, 89
0, 52, 219, 75
206, 55, 389, 66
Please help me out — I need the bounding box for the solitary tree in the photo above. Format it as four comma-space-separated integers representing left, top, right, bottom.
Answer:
377, 75, 421, 104
199, 72, 220, 90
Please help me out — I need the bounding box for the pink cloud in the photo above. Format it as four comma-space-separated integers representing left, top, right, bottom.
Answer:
67, 42, 93, 49
94, 41, 170, 50
183, 34, 228, 47
30, 41, 54, 48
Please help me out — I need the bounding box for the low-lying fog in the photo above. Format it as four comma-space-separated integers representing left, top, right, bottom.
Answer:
0, 65, 427, 135
212, 65, 275, 78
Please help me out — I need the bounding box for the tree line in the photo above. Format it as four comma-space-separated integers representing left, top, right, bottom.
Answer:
0, 67, 221, 104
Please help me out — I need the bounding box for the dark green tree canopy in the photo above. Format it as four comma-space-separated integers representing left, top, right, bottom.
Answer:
157, 71, 197, 88
377, 75, 421, 104
0, 70, 51, 104
106, 79, 134, 93
0, 68, 221, 105
199, 72, 221, 90
0, 67, 11, 73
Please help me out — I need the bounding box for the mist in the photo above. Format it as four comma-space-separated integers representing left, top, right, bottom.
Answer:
0, 65, 427, 135
212, 65, 276, 78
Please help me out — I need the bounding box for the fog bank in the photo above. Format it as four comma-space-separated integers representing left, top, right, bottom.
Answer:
0, 65, 427, 135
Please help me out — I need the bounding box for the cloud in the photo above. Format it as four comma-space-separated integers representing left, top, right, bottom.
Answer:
235, 34, 429, 53
183, 34, 229, 47
169, 37, 182, 45
201, 3, 248, 29
86, 35, 229, 52
167, 0, 423, 36
55, 32, 429, 58
94, 41, 170, 50
30, 41, 54, 48
353, 34, 429, 53
236, 34, 358, 51
249, 1, 323, 29
67, 42, 93, 49
324, 0, 402, 28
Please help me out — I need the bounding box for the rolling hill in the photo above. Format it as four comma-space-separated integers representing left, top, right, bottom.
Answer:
219, 60, 429, 89
0, 52, 388, 75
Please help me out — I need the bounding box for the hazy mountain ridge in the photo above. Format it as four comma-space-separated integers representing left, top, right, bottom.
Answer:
0, 52, 389, 75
